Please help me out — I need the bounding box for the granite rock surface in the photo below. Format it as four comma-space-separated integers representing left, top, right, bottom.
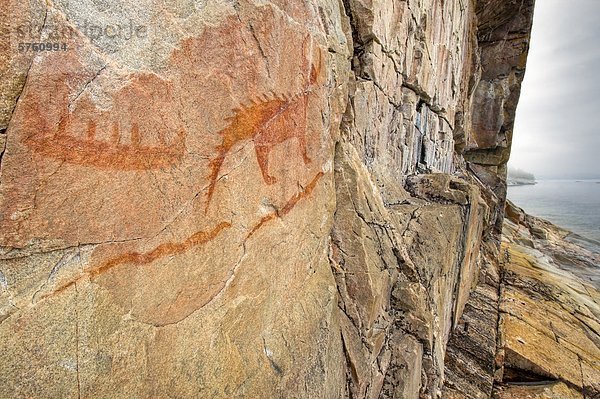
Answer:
0, 0, 559, 398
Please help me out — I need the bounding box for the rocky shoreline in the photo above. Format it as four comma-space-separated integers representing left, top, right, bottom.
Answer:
495, 202, 600, 397
442, 201, 600, 399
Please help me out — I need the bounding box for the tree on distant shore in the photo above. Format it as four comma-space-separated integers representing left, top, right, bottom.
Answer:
508, 167, 536, 181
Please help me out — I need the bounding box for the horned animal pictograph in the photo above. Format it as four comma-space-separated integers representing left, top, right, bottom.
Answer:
204, 39, 322, 212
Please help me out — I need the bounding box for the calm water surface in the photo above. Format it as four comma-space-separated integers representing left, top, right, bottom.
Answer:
507, 180, 600, 243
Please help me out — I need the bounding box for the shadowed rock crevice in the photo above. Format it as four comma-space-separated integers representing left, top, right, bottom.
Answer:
502, 366, 558, 385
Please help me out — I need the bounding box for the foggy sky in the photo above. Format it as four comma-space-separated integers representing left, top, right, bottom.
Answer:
510, 0, 600, 179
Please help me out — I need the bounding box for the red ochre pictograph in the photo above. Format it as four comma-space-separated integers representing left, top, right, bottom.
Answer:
204, 39, 323, 212
17, 19, 328, 306
24, 73, 186, 170
34, 170, 325, 303
6, 14, 331, 324
36, 221, 232, 301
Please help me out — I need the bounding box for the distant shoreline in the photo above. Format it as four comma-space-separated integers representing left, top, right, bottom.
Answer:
529, 178, 600, 182
506, 180, 537, 187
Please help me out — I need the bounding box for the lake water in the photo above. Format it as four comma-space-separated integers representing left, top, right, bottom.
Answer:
507, 180, 600, 243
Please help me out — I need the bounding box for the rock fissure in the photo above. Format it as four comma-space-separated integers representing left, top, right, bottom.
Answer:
69, 64, 108, 112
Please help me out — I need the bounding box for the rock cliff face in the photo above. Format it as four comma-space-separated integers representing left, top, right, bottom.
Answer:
2, 1, 579, 398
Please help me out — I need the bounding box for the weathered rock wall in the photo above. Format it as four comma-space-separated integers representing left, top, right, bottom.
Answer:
335, 0, 534, 397
1, 0, 535, 398
441, 2, 537, 397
